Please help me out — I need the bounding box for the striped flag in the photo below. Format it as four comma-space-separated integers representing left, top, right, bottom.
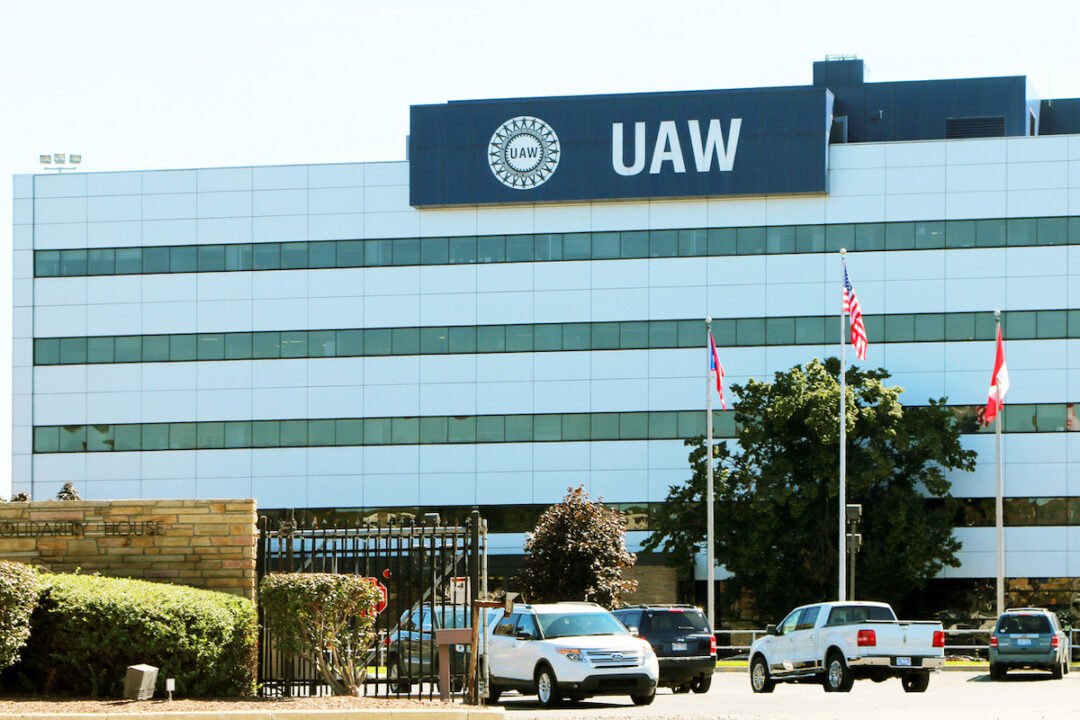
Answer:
708, 330, 726, 410
843, 266, 868, 361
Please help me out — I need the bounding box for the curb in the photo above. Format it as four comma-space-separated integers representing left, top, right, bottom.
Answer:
0, 709, 506, 720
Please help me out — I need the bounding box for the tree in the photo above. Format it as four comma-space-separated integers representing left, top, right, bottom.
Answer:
522, 486, 637, 608
642, 358, 976, 622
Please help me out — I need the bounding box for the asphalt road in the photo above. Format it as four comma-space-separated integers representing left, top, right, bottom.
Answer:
496, 669, 1080, 719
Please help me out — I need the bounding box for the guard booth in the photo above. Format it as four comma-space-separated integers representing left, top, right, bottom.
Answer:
256, 510, 487, 700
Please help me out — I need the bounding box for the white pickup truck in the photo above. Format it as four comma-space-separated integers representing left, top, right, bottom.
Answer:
748, 601, 945, 693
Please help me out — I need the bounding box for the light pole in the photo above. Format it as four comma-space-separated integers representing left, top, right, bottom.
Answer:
845, 504, 862, 599
39, 153, 82, 173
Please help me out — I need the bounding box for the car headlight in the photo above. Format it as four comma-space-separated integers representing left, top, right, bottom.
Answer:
557, 648, 585, 663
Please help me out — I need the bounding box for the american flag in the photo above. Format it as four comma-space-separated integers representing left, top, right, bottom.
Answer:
843, 266, 868, 361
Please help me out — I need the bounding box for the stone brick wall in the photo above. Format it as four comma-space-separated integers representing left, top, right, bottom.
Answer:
0, 499, 256, 599
622, 563, 679, 605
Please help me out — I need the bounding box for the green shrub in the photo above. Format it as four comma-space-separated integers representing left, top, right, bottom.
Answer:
9, 573, 256, 697
0, 562, 40, 671
260, 573, 383, 695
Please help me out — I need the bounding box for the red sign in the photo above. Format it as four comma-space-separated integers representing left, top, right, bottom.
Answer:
367, 578, 388, 614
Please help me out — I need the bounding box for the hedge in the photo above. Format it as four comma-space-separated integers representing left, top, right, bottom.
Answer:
6, 573, 256, 697
0, 562, 39, 671
260, 573, 383, 695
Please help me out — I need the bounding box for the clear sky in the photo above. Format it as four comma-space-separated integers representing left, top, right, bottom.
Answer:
1, 0, 1078, 497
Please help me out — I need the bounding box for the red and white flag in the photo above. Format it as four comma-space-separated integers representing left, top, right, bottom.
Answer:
842, 266, 868, 361
984, 324, 1010, 425
708, 330, 726, 411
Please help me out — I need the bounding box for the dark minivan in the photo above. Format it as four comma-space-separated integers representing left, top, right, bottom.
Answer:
612, 604, 716, 693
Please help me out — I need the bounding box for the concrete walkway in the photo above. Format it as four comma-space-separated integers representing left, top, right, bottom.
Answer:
0, 708, 504, 719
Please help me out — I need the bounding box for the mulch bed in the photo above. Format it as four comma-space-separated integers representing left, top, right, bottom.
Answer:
0, 695, 455, 714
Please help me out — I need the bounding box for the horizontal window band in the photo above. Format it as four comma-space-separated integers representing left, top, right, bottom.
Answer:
262, 496, 1080, 534
33, 215, 1080, 278
32, 309, 1077, 366
31, 402, 1080, 454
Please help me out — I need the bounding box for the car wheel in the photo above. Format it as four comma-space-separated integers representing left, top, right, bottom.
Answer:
630, 688, 656, 705
486, 685, 502, 704
1052, 658, 1065, 680
823, 651, 853, 692
901, 672, 930, 693
750, 655, 775, 693
691, 674, 712, 693
388, 661, 411, 693
989, 661, 1004, 680
535, 665, 561, 708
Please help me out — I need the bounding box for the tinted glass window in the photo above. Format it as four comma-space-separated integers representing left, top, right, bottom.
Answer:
825, 604, 896, 626
646, 610, 709, 632
778, 609, 801, 634
493, 613, 517, 637
515, 613, 539, 637
997, 614, 1051, 634
796, 606, 820, 631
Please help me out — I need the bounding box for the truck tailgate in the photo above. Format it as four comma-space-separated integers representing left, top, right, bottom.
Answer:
870, 622, 943, 659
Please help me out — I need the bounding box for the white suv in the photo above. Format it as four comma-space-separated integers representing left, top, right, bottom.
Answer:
486, 602, 659, 707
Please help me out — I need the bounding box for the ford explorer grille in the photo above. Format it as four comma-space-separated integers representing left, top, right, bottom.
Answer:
585, 649, 643, 667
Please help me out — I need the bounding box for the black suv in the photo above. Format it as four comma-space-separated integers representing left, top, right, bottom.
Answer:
612, 604, 716, 693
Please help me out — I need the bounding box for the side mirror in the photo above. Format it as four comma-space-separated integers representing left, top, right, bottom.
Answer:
766, 624, 778, 636
515, 630, 533, 641
627, 626, 639, 636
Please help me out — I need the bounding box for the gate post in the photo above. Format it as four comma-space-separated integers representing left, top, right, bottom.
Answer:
469, 509, 480, 603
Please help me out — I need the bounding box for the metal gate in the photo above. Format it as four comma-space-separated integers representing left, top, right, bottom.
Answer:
256, 510, 486, 699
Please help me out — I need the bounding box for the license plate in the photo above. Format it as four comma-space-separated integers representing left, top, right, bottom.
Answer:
1017, 638, 1031, 646
896, 657, 912, 666
672, 641, 687, 652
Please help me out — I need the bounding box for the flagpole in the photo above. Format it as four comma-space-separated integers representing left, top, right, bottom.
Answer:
839, 250, 847, 602
995, 309, 1004, 616
705, 318, 716, 629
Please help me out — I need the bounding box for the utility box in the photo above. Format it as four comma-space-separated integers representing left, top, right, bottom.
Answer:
123, 664, 158, 700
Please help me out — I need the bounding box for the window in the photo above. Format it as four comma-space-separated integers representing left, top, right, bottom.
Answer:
493, 614, 518, 637
778, 609, 801, 634
505, 416, 532, 442
795, 606, 820, 631
87, 424, 114, 452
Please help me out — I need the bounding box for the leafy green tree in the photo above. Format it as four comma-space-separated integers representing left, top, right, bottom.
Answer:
643, 358, 976, 622
522, 486, 637, 608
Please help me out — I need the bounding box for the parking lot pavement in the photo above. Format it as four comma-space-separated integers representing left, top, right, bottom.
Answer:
496, 670, 1080, 719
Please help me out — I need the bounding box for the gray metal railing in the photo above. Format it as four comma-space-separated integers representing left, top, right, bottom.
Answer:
712, 627, 1080, 661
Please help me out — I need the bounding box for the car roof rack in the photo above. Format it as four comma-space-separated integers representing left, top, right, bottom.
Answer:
619, 603, 699, 609
1004, 607, 1051, 613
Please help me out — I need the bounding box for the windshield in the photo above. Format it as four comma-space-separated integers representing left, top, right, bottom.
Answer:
536, 612, 629, 639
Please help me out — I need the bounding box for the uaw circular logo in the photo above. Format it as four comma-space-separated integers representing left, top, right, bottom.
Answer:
488, 116, 560, 190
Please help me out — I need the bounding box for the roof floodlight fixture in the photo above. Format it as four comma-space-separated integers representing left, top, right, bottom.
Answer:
40, 152, 83, 173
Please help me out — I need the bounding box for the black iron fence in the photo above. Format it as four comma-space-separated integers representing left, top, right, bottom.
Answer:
256, 511, 486, 699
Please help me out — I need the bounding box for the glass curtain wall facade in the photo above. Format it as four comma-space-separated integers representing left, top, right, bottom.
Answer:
13, 134, 1080, 591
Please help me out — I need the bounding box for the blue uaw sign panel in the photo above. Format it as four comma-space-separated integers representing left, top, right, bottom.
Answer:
409, 87, 833, 207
